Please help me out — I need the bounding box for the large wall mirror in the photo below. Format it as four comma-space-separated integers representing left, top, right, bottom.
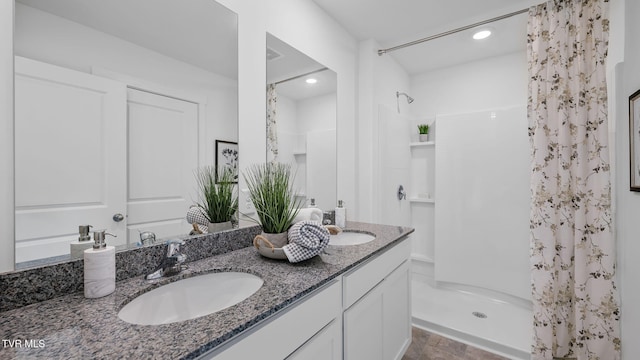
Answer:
265, 33, 337, 211
13, 0, 238, 269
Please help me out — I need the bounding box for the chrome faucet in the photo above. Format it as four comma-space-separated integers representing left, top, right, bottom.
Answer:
146, 240, 187, 280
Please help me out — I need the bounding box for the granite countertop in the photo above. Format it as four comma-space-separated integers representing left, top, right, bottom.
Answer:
0, 222, 413, 360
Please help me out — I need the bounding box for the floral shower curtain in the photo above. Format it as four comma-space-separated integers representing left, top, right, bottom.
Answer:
267, 83, 279, 162
528, 0, 620, 359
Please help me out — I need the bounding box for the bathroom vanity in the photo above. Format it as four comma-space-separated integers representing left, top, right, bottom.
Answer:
0, 222, 413, 359
209, 229, 411, 360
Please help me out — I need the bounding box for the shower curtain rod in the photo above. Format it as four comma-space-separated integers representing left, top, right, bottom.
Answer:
273, 67, 329, 85
377, 8, 529, 56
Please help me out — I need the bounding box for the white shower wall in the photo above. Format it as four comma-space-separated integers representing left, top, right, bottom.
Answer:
434, 107, 530, 301
409, 50, 530, 301
275, 93, 337, 211
377, 105, 412, 228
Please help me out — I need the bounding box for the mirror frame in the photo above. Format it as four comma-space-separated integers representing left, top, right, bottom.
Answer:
0, 1, 14, 273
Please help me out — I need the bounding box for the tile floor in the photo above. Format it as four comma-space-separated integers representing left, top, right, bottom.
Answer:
402, 327, 509, 360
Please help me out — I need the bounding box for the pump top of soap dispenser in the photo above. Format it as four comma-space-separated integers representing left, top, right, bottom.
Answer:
79, 225, 93, 242
338, 200, 344, 208
92, 230, 116, 250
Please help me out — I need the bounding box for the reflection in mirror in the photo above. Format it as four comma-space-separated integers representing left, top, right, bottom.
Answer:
13, 0, 238, 269
265, 33, 337, 212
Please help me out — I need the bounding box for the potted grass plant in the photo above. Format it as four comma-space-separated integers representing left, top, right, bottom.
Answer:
195, 166, 238, 233
418, 124, 430, 142
243, 162, 302, 249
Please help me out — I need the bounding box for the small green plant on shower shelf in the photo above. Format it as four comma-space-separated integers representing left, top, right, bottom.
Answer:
418, 124, 430, 142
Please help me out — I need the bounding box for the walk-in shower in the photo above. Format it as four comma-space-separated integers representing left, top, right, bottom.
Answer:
377, 7, 533, 357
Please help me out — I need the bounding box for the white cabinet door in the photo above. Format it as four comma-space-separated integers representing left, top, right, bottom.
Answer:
383, 260, 412, 360
14, 57, 127, 262
343, 260, 411, 360
126, 89, 198, 244
343, 283, 385, 360
286, 319, 342, 360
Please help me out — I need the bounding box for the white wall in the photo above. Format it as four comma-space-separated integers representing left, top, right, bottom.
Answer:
410, 51, 528, 116
217, 0, 357, 222
358, 39, 411, 223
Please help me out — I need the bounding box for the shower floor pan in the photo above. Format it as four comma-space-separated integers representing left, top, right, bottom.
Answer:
411, 279, 532, 360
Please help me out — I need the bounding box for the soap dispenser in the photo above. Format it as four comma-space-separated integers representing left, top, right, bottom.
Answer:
70, 225, 93, 259
83, 230, 116, 299
335, 200, 346, 229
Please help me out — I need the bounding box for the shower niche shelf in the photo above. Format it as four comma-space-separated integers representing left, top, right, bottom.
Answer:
409, 141, 435, 206
409, 197, 434, 204
408, 119, 436, 273
408, 137, 436, 272
409, 141, 434, 147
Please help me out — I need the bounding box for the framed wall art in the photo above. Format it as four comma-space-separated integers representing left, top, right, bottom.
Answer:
215, 140, 238, 184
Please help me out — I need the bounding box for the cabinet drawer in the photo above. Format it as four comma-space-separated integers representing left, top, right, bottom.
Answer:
342, 237, 410, 308
207, 279, 342, 360
286, 319, 341, 360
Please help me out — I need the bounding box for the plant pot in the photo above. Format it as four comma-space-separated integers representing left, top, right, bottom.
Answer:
253, 231, 289, 260
208, 221, 232, 233
419, 134, 429, 142
259, 231, 288, 248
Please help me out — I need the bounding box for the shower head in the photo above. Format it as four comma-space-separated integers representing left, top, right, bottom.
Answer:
396, 91, 414, 113
397, 91, 414, 104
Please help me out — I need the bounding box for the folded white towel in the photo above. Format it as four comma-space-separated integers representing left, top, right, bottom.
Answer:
284, 220, 330, 263
293, 208, 324, 223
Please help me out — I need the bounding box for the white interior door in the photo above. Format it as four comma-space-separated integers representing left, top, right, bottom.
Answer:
126, 88, 198, 244
14, 56, 127, 262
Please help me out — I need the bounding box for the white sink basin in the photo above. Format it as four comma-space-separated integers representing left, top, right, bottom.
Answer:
329, 231, 375, 246
118, 272, 263, 325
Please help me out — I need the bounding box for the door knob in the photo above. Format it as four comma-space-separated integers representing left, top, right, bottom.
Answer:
112, 213, 125, 222
397, 185, 407, 200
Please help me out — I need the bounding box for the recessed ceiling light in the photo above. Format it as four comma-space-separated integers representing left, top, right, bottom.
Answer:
306, 78, 317, 84
473, 30, 492, 40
